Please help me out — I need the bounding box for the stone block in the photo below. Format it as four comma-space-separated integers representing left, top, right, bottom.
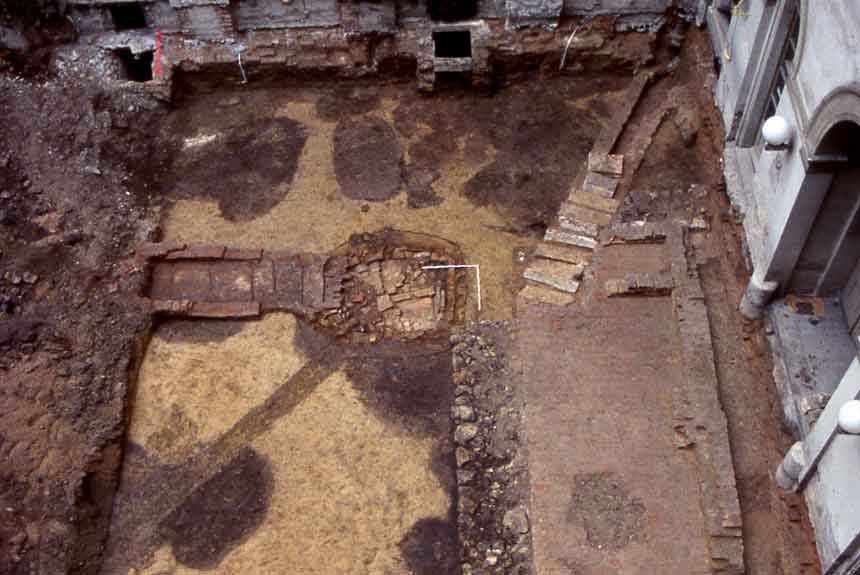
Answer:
302, 260, 326, 309
409, 286, 436, 299
171, 262, 212, 300
557, 201, 614, 227
604, 222, 667, 244
151, 299, 193, 316
534, 242, 592, 265
523, 258, 583, 294
605, 273, 674, 297
149, 263, 175, 299
558, 215, 600, 238
382, 260, 406, 294
519, 283, 576, 306
506, 0, 563, 23
544, 227, 598, 250
566, 189, 620, 215
165, 245, 226, 260
397, 297, 436, 331
583, 171, 620, 199
189, 301, 261, 318
136, 242, 186, 260
273, 259, 303, 307
377, 294, 393, 312
210, 263, 253, 302
252, 259, 276, 307
223, 247, 263, 260
587, 152, 624, 177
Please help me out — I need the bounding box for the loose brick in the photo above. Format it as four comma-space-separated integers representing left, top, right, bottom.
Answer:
587, 152, 624, 177
223, 247, 263, 260
136, 242, 186, 260
534, 243, 593, 265
557, 201, 613, 227
558, 215, 600, 238
149, 263, 176, 299
171, 262, 212, 300
165, 245, 226, 260
544, 228, 597, 250
210, 263, 253, 302
523, 258, 583, 294
567, 190, 620, 215
583, 171, 620, 199
253, 259, 276, 307
151, 299, 193, 315
189, 301, 261, 318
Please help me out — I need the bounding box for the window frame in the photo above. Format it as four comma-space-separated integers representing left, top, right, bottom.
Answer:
735, 0, 802, 148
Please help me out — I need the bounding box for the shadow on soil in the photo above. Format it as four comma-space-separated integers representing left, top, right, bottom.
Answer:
159, 447, 274, 569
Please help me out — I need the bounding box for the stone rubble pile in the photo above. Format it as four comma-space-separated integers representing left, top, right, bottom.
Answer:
450, 322, 533, 575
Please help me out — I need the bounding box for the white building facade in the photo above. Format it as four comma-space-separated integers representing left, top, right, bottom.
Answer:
703, 1, 860, 574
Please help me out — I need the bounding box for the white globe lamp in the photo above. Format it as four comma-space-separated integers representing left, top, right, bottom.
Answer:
762, 115, 793, 148
838, 399, 860, 435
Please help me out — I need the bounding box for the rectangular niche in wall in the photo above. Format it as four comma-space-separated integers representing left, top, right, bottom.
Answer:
433, 30, 472, 58
114, 48, 154, 82
109, 3, 148, 30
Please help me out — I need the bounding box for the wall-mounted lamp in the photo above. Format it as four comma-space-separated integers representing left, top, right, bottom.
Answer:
762, 115, 793, 151
838, 399, 860, 435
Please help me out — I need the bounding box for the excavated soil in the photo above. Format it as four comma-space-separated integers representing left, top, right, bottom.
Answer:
164, 117, 308, 220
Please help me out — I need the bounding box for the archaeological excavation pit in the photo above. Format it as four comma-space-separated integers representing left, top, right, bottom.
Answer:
96, 67, 638, 575
4, 4, 800, 573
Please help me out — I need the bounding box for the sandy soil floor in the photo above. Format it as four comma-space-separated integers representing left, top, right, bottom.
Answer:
155, 79, 627, 320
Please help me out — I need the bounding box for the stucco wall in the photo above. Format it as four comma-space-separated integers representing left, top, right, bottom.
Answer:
709, 4, 860, 574
803, 358, 860, 574
793, 2, 860, 128
712, 1, 860, 282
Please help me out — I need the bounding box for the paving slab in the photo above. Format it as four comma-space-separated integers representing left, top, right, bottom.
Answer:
583, 171, 620, 199
517, 295, 708, 575
534, 242, 593, 265
523, 258, 583, 294
557, 201, 614, 227
544, 228, 598, 250
517, 227, 743, 575
587, 151, 624, 177
566, 190, 620, 215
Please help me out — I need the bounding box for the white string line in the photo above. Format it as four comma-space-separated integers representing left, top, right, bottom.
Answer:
237, 50, 247, 83
422, 264, 481, 312
559, 24, 582, 71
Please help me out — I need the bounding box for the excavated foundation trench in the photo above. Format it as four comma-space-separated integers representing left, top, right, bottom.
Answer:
100, 69, 634, 575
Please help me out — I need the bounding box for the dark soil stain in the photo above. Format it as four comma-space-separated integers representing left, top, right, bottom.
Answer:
169, 118, 307, 221
462, 95, 590, 230
404, 165, 443, 209
333, 117, 402, 202
144, 406, 201, 456
160, 447, 273, 570
399, 516, 461, 575
392, 84, 602, 230
566, 472, 645, 551
345, 347, 454, 437
0, 318, 41, 347
315, 84, 381, 122
153, 318, 243, 344
292, 317, 336, 359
